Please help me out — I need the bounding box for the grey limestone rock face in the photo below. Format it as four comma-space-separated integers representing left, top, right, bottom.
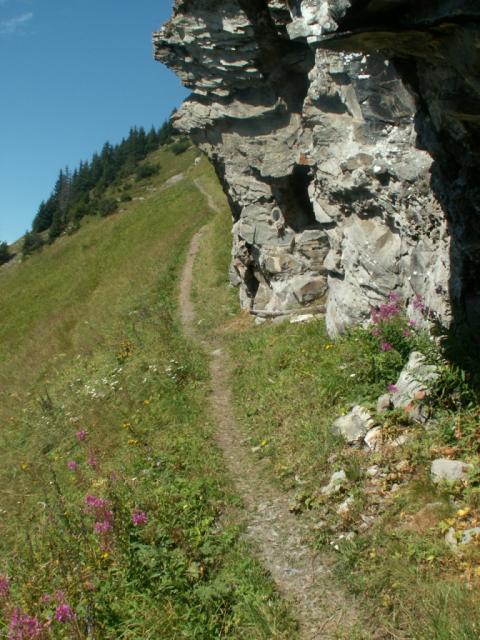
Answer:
154, 0, 480, 334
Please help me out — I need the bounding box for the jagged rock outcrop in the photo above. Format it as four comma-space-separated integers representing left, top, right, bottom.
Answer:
154, 0, 480, 335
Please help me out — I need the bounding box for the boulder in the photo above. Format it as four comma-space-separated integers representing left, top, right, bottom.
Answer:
376, 393, 392, 413
431, 458, 473, 484
321, 469, 347, 496
336, 496, 354, 516
364, 427, 383, 451
390, 352, 439, 420
460, 527, 480, 545
331, 406, 374, 444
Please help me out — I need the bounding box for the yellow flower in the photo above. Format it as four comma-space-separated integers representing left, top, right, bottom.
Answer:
260, 439, 268, 447
20, 463, 28, 470
122, 421, 131, 430
457, 508, 470, 518
128, 438, 138, 445
101, 552, 109, 560
143, 399, 151, 406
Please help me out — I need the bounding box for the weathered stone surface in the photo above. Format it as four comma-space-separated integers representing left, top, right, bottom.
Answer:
376, 393, 392, 414
331, 405, 373, 444
460, 527, 480, 545
431, 458, 473, 483
336, 496, 354, 516
154, 0, 480, 334
364, 427, 383, 451
390, 351, 438, 415
321, 468, 347, 495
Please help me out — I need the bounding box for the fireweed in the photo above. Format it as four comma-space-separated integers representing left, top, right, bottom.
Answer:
346, 291, 432, 391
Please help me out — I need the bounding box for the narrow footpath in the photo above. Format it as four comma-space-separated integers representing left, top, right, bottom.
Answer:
179, 184, 369, 639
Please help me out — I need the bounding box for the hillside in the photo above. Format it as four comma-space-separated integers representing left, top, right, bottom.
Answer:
0, 147, 297, 638
2, 137, 480, 639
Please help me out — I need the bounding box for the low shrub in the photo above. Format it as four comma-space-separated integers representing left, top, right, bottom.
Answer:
135, 162, 160, 182
170, 139, 190, 156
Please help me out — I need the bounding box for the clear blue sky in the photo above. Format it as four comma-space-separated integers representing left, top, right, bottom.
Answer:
0, 0, 187, 243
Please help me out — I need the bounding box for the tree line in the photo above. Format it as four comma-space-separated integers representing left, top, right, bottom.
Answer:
0, 242, 12, 265
18, 120, 175, 256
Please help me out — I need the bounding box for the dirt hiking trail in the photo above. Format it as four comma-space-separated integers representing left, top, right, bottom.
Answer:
179, 185, 372, 639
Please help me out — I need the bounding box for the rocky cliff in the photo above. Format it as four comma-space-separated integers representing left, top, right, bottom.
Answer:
154, 0, 480, 335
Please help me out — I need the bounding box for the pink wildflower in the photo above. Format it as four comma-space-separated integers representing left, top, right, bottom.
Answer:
412, 293, 425, 312
0, 574, 10, 599
387, 384, 398, 393
131, 509, 148, 527
371, 328, 381, 338
67, 460, 78, 472
76, 430, 87, 442
388, 292, 399, 303
8, 609, 43, 639
54, 603, 75, 623
86, 456, 98, 469
84, 495, 108, 510
94, 520, 112, 534
380, 342, 393, 352
84, 495, 113, 534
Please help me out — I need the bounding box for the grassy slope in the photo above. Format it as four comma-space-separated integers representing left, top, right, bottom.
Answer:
0, 147, 296, 638
193, 198, 480, 639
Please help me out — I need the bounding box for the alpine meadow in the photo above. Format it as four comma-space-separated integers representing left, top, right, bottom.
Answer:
2, 1, 480, 639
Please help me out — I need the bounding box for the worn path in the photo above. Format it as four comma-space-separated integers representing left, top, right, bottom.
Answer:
178, 184, 369, 639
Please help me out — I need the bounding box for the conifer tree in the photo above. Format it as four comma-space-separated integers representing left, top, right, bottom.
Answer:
0, 241, 12, 265
22, 231, 43, 256
25, 116, 176, 241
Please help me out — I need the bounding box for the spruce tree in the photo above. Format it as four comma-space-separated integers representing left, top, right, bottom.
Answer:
0, 242, 12, 265
22, 231, 43, 256
25, 115, 177, 241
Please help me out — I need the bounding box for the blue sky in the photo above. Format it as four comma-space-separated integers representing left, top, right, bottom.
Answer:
0, 0, 187, 243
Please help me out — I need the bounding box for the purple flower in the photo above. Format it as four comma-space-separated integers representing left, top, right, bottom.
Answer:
412, 293, 425, 312
8, 609, 43, 639
131, 509, 148, 527
84, 495, 113, 534
371, 328, 381, 338
84, 495, 108, 510
86, 456, 98, 469
380, 342, 393, 352
67, 460, 78, 472
76, 430, 87, 442
0, 574, 10, 599
94, 520, 112, 534
54, 603, 75, 623
387, 384, 398, 393
387, 292, 399, 303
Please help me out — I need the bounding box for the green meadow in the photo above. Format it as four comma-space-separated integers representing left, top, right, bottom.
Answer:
0, 147, 296, 639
